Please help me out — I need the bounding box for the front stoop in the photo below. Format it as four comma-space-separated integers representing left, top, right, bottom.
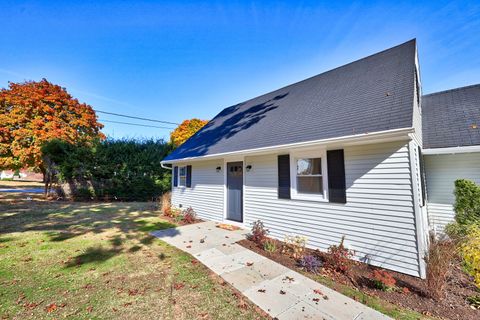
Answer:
151, 221, 391, 320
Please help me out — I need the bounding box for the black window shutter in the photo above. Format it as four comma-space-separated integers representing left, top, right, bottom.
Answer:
173, 166, 178, 187
278, 154, 291, 199
186, 165, 192, 188
327, 149, 346, 203
418, 146, 426, 206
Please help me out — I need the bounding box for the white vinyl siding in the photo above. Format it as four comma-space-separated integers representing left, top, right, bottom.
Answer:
171, 160, 224, 222
425, 152, 480, 234
244, 141, 421, 277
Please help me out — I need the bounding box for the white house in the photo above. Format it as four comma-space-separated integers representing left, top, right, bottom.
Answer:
422, 85, 480, 235
161, 39, 480, 278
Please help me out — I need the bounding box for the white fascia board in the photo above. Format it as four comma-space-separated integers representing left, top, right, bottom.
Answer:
423, 145, 480, 155
161, 127, 414, 164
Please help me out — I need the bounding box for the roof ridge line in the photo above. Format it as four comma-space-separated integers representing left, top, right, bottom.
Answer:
423, 83, 480, 97
225, 39, 417, 108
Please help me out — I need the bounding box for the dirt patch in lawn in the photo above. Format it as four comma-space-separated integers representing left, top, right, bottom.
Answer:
239, 238, 479, 320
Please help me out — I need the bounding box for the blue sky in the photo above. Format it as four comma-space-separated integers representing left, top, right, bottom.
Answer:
1, 1, 479, 139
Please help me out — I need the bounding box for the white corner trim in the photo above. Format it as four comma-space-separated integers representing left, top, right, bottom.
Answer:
423, 145, 480, 155
162, 127, 414, 164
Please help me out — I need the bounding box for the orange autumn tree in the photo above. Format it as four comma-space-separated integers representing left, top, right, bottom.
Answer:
0, 79, 105, 176
170, 118, 208, 147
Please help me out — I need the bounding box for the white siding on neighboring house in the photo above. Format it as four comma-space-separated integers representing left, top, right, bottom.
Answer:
244, 141, 423, 277
425, 153, 480, 234
171, 160, 224, 222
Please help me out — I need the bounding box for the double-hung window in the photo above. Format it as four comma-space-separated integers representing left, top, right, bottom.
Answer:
179, 166, 187, 187
290, 150, 328, 201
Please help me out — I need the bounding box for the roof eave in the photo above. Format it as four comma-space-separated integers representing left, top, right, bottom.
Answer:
161, 127, 415, 164
423, 145, 480, 155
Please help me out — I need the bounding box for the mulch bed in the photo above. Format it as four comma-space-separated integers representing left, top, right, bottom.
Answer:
238, 238, 479, 320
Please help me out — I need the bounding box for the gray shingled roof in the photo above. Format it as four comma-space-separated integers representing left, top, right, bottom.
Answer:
422, 84, 480, 149
164, 40, 417, 161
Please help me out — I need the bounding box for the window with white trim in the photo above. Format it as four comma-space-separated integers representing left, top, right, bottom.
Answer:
296, 158, 323, 194
179, 166, 187, 187
290, 150, 328, 201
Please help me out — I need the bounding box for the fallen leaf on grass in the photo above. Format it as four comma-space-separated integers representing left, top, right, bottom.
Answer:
45, 303, 57, 313
86, 306, 93, 312
123, 302, 132, 307
24, 301, 41, 310
173, 283, 185, 290
191, 259, 199, 265
237, 299, 248, 309
16, 293, 25, 304
128, 289, 139, 296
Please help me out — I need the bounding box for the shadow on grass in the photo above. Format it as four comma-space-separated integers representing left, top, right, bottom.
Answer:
65, 246, 122, 268
136, 220, 176, 232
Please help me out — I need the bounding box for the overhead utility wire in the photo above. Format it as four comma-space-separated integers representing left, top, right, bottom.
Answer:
95, 109, 180, 125
99, 119, 175, 130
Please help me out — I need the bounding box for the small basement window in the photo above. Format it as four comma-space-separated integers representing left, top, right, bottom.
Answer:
179, 166, 187, 187
290, 150, 328, 201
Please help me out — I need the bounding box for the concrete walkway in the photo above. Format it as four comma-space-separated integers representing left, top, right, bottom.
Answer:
151, 221, 391, 320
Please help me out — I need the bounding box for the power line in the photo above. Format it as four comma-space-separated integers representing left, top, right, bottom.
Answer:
100, 119, 175, 130
95, 109, 180, 125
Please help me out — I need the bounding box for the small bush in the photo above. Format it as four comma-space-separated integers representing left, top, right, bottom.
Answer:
459, 224, 480, 288
164, 206, 181, 218
298, 255, 322, 274
248, 220, 269, 245
181, 207, 197, 224
425, 234, 456, 300
453, 179, 480, 227
324, 236, 354, 274
263, 239, 277, 253
282, 234, 307, 259
371, 269, 396, 291
160, 192, 171, 215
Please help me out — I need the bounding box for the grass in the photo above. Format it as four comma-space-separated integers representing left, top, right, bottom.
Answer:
0, 187, 267, 319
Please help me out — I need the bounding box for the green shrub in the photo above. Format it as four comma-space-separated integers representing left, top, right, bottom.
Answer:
263, 239, 277, 253
73, 187, 95, 201
453, 179, 480, 226
42, 138, 173, 201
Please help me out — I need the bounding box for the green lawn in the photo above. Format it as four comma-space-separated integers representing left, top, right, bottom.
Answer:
0, 196, 267, 319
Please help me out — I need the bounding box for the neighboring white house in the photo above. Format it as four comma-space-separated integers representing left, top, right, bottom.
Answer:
421, 85, 480, 235
161, 39, 479, 278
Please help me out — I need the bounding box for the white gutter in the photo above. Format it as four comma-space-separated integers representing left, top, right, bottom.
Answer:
423, 145, 480, 155
161, 163, 172, 170
161, 127, 414, 164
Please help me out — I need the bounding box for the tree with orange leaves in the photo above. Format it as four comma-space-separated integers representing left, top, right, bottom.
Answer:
0, 79, 105, 177
170, 118, 208, 147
